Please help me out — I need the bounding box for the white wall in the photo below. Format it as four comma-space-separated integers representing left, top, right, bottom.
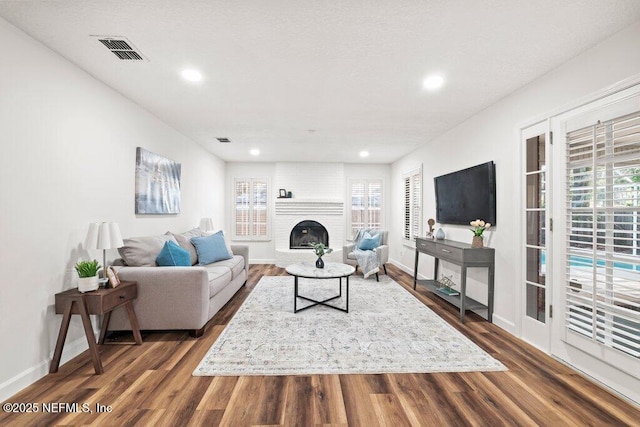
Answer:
0, 18, 226, 400
226, 162, 392, 263
389, 20, 640, 403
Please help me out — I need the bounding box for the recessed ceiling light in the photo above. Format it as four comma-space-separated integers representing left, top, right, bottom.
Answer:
359, 150, 369, 158
250, 148, 260, 156
423, 74, 445, 90
180, 68, 203, 82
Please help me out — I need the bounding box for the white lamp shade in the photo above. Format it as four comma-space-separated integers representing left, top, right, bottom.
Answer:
84, 222, 100, 249
85, 222, 124, 250
200, 218, 214, 232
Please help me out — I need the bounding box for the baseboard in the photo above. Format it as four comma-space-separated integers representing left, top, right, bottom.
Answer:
491, 313, 516, 334
0, 335, 90, 402
250, 258, 276, 264
389, 259, 428, 280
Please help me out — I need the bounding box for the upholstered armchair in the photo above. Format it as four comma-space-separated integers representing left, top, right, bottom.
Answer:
342, 230, 389, 281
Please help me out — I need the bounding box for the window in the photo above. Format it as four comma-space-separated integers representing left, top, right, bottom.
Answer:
565, 111, 640, 360
234, 178, 269, 240
404, 168, 422, 241
349, 179, 382, 238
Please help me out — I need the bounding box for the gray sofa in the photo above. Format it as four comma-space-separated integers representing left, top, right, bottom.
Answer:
109, 230, 248, 337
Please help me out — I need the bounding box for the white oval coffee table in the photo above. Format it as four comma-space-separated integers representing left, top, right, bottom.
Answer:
285, 262, 355, 313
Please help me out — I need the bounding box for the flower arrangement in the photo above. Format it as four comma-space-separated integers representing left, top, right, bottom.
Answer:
310, 242, 333, 257
470, 219, 491, 237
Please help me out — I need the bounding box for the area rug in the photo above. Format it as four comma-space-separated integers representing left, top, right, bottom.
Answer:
193, 275, 506, 376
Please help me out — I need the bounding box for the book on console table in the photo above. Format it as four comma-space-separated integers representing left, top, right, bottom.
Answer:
436, 287, 460, 296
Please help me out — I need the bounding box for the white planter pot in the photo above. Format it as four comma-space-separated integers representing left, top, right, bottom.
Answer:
78, 275, 99, 293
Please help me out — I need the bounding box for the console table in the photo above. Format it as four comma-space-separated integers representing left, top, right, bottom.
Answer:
413, 238, 495, 323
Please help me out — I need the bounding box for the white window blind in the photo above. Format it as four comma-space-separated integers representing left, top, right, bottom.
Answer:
404, 168, 422, 241
349, 179, 382, 238
234, 178, 269, 240
565, 111, 640, 360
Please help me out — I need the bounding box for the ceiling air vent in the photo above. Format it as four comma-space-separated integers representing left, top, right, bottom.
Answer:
93, 36, 147, 61
217, 137, 231, 143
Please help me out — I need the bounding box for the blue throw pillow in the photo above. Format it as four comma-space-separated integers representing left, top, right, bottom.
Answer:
191, 231, 232, 265
156, 240, 191, 267
359, 232, 381, 251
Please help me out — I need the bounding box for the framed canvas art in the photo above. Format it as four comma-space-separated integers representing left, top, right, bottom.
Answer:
135, 147, 181, 214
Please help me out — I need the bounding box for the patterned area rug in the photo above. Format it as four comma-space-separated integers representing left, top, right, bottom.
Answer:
193, 275, 506, 376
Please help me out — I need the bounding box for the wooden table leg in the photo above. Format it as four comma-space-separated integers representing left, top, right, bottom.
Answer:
98, 311, 112, 345
76, 297, 104, 374
49, 299, 74, 374
124, 301, 143, 345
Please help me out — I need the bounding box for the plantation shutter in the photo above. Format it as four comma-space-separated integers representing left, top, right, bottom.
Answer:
253, 180, 268, 238
403, 168, 422, 240
351, 181, 366, 238
565, 111, 640, 360
412, 171, 422, 239
404, 176, 411, 239
367, 180, 382, 230
235, 179, 250, 238
234, 178, 269, 240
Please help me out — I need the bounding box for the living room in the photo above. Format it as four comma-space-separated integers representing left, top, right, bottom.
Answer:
1, 1, 640, 425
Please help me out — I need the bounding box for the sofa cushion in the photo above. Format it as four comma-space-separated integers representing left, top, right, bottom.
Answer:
118, 234, 178, 267
156, 241, 191, 267
167, 228, 204, 266
191, 231, 233, 265
206, 266, 233, 298
210, 255, 245, 279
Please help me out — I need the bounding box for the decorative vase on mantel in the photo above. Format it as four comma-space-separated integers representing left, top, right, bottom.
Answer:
471, 235, 484, 248
315, 256, 325, 269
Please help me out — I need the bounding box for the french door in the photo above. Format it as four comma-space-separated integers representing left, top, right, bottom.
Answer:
521, 121, 552, 351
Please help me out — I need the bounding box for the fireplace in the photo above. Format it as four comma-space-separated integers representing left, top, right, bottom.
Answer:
290, 220, 329, 249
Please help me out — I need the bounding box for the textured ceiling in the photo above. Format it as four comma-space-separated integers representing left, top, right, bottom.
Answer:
2, 1, 640, 163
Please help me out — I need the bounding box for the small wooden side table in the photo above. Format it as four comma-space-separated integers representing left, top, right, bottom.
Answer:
50, 281, 142, 374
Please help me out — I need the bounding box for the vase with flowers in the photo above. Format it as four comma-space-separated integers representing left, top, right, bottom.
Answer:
470, 219, 491, 248
310, 242, 333, 268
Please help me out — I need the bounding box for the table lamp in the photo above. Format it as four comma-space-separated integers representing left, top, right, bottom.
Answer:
84, 222, 124, 280
200, 218, 214, 233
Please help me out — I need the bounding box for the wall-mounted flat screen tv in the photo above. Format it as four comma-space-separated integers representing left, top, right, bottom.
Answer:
434, 161, 496, 226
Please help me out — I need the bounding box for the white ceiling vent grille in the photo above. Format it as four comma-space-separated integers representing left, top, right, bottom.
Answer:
92, 36, 147, 61
217, 137, 231, 143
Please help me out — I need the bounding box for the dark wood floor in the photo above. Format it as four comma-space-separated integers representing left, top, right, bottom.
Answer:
2, 264, 639, 426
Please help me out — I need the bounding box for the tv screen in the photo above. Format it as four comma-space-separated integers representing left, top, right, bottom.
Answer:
434, 161, 496, 226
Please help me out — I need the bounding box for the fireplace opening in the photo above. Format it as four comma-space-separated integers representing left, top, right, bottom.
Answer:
290, 220, 329, 249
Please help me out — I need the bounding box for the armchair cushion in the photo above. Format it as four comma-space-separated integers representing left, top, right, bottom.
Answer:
358, 232, 381, 250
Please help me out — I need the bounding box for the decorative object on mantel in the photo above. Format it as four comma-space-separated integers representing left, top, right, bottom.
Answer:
426, 218, 435, 239
278, 189, 287, 198
470, 219, 491, 248
85, 222, 124, 283
311, 242, 332, 268
135, 147, 181, 214
75, 259, 101, 292
435, 227, 445, 240
437, 274, 459, 296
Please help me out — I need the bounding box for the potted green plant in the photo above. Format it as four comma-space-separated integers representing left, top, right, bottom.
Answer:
75, 259, 101, 292
310, 242, 333, 269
